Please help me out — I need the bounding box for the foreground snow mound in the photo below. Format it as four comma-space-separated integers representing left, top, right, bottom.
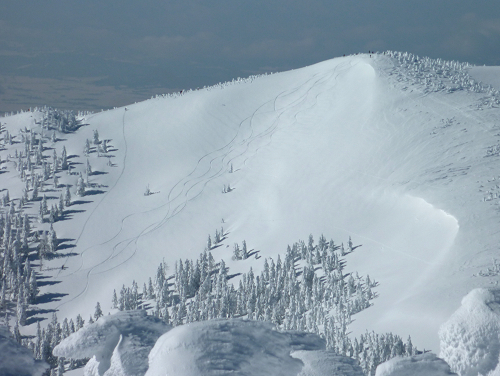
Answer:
145, 319, 325, 376
0, 325, 49, 376
375, 353, 457, 376
292, 350, 364, 376
439, 289, 500, 376
53, 310, 171, 376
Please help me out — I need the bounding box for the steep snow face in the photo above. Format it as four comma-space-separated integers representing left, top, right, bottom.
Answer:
439, 288, 500, 376
3, 53, 500, 354
53, 310, 171, 376
375, 353, 457, 376
145, 319, 325, 376
0, 325, 48, 376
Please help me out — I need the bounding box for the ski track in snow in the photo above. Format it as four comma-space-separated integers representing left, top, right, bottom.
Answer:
55, 61, 355, 308
56, 109, 129, 277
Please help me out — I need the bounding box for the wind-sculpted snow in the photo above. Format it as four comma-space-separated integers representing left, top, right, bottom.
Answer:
375, 353, 457, 376
53, 310, 171, 376
292, 350, 365, 376
145, 319, 328, 376
0, 325, 49, 376
439, 289, 500, 376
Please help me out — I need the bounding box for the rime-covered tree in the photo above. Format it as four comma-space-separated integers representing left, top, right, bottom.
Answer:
75, 175, 85, 197
60, 146, 68, 170
64, 187, 71, 206
94, 302, 103, 320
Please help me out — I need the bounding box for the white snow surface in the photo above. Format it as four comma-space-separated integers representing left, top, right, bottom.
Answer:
439, 288, 500, 376
375, 353, 457, 376
145, 318, 325, 376
292, 350, 364, 376
53, 310, 171, 376
3, 53, 500, 353
0, 325, 48, 376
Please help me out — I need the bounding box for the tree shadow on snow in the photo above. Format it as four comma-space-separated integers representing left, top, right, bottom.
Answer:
35, 292, 68, 304
85, 190, 105, 196
37, 279, 61, 287
71, 200, 92, 205
25, 316, 46, 326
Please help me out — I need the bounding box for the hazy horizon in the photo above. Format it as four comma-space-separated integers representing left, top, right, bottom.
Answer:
1, 0, 499, 113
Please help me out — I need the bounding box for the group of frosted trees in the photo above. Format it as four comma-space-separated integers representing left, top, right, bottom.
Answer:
385, 50, 500, 108
38, 107, 84, 133
0, 208, 41, 316
0, 109, 116, 375
27, 312, 88, 374
113, 233, 416, 375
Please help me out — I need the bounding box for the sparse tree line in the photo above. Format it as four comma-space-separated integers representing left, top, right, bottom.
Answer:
112, 233, 417, 375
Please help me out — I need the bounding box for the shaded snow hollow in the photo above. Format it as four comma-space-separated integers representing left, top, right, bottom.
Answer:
0, 325, 48, 376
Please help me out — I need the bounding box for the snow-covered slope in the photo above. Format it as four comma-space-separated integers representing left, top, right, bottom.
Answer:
2, 52, 500, 356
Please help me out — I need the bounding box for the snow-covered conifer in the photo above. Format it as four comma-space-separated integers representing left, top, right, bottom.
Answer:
64, 187, 71, 206
242, 240, 248, 259
86, 159, 92, 176
233, 243, 241, 260
60, 146, 68, 170
75, 175, 85, 196
41, 195, 48, 215
83, 139, 90, 156
112, 289, 118, 308
75, 314, 84, 330
94, 302, 103, 320
16, 286, 26, 325
32, 180, 39, 201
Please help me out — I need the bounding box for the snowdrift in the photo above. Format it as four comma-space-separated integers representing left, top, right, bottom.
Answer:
145, 319, 326, 376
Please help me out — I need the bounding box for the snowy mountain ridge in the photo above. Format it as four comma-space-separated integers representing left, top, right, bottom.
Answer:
1, 51, 500, 375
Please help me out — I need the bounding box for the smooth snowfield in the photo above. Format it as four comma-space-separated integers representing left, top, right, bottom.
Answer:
4, 53, 500, 354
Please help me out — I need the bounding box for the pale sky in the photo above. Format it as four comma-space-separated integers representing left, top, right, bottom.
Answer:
1, 0, 499, 112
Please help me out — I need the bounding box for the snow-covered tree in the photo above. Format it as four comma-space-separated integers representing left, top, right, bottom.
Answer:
75, 175, 85, 197
94, 302, 103, 320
